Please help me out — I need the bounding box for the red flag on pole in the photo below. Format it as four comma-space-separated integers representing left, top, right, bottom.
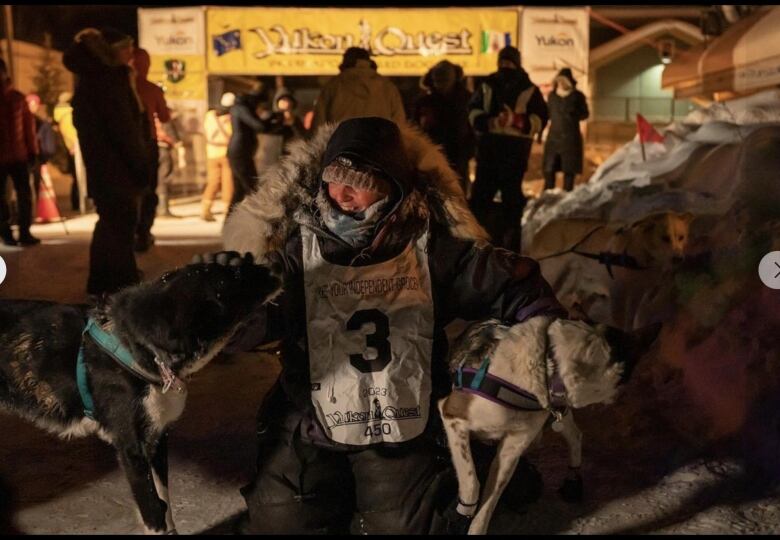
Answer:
636, 113, 664, 144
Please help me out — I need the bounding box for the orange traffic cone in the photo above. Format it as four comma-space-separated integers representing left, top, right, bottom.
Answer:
36, 164, 69, 234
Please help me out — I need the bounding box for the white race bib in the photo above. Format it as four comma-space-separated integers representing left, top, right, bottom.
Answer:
301, 225, 434, 446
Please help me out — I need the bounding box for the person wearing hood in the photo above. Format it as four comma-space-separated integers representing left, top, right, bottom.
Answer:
53, 91, 82, 212
63, 27, 150, 297
468, 45, 549, 252
0, 57, 39, 246
227, 87, 280, 211
131, 47, 173, 252
200, 92, 235, 221
311, 47, 406, 131
254, 87, 305, 175
274, 87, 306, 150
542, 68, 589, 192
25, 93, 56, 220
413, 60, 475, 195
198, 116, 567, 534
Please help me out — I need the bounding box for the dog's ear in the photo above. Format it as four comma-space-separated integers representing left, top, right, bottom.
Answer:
603, 322, 662, 385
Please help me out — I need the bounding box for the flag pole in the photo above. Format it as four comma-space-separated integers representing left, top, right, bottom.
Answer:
636, 113, 647, 162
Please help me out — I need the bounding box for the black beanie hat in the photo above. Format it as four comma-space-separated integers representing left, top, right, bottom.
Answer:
498, 45, 521, 69
339, 47, 372, 71
322, 117, 413, 197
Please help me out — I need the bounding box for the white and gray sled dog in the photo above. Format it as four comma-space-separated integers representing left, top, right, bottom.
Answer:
437, 316, 661, 535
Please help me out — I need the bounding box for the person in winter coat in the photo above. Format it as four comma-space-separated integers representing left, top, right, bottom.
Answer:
227, 88, 280, 211
312, 47, 406, 130
413, 60, 475, 195
542, 68, 589, 192
53, 91, 82, 212
154, 108, 185, 218
131, 47, 172, 252
63, 27, 150, 296
200, 92, 235, 221
203, 116, 567, 534
255, 87, 307, 174
25, 93, 56, 213
274, 87, 306, 152
0, 57, 40, 246
468, 45, 548, 252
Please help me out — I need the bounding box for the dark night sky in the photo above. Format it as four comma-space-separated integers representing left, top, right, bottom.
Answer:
5, 5, 140, 51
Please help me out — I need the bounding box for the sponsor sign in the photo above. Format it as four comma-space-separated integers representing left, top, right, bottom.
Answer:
520, 7, 590, 95
138, 7, 205, 56
206, 7, 519, 75
139, 8, 207, 102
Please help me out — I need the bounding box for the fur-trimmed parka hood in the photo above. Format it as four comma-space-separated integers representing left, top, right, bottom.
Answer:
63, 28, 128, 76
223, 119, 488, 261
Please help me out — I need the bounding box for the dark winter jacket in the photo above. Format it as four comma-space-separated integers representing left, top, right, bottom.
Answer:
312, 60, 406, 130
227, 92, 276, 160
223, 117, 567, 451
0, 82, 38, 165
63, 33, 150, 199
542, 83, 589, 174
468, 67, 549, 164
413, 84, 474, 179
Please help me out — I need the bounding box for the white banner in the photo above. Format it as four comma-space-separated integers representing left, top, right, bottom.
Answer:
138, 7, 206, 56
520, 7, 590, 97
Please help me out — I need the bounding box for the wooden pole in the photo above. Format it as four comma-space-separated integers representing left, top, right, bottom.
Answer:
3, 5, 15, 85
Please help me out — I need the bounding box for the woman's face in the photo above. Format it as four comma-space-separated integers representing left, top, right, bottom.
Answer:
327, 182, 384, 214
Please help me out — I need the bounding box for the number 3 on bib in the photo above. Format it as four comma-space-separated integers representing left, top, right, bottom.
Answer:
347, 309, 391, 373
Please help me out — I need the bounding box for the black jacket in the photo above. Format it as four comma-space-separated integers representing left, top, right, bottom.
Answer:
63, 36, 149, 199
468, 67, 549, 164
223, 118, 566, 450
542, 88, 589, 174
227, 93, 278, 159
413, 85, 474, 173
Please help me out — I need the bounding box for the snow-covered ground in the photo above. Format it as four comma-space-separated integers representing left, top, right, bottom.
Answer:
1, 201, 779, 534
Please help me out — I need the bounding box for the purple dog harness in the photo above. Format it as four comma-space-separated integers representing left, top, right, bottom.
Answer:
451, 329, 568, 424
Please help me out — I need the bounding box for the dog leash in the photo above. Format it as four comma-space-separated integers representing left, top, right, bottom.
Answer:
535, 225, 650, 278
77, 318, 185, 420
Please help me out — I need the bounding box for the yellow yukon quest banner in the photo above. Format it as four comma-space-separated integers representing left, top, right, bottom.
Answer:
207, 7, 519, 76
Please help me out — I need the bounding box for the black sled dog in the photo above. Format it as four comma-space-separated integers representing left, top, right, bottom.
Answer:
0, 255, 281, 534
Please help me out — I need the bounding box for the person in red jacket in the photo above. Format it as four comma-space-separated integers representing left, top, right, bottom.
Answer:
0, 57, 40, 246
131, 47, 172, 252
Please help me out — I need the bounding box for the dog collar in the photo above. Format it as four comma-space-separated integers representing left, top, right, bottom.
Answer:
83, 318, 162, 384
76, 318, 185, 419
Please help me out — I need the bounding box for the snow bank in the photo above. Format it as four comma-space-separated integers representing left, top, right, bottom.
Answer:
523, 89, 780, 250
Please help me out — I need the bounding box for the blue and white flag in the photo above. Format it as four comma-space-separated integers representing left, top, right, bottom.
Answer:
213, 30, 241, 57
